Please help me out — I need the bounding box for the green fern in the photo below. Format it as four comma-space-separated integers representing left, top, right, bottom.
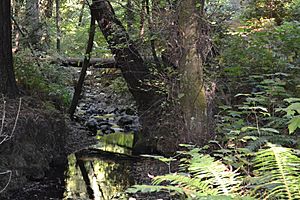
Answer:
153, 173, 216, 196
276, 98, 300, 134
184, 153, 241, 196
126, 184, 185, 195
250, 143, 300, 199
244, 134, 296, 151
127, 144, 300, 200
127, 150, 244, 199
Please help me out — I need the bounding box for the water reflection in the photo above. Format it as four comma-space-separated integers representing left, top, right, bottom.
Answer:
64, 153, 134, 200
63, 133, 135, 200
94, 132, 134, 155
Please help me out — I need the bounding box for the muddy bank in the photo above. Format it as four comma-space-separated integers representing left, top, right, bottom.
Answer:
0, 97, 95, 199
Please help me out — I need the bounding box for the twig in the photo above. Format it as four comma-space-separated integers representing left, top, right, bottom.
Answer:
0, 98, 22, 145
0, 96, 6, 138
9, 98, 22, 140
0, 170, 12, 193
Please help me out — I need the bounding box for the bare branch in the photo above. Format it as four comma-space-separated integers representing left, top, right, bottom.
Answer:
0, 170, 12, 193
0, 98, 22, 145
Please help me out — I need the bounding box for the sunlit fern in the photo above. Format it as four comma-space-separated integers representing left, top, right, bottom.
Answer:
250, 143, 300, 200
127, 144, 300, 200
182, 151, 241, 196
127, 149, 244, 199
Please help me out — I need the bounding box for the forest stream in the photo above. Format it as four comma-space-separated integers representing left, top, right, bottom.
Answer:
6, 70, 172, 200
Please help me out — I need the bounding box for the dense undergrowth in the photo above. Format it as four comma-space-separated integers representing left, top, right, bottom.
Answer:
14, 51, 74, 109
126, 1, 300, 199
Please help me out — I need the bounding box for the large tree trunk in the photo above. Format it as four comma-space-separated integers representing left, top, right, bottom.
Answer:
91, 0, 212, 154
25, 0, 42, 49
177, 0, 211, 144
0, 0, 18, 97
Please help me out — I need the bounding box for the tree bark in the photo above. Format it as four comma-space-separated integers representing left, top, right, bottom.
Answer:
92, 0, 176, 154
91, 0, 160, 110
0, 0, 18, 98
25, 0, 42, 49
69, 11, 96, 119
178, 0, 210, 144
126, 0, 134, 34
56, 0, 61, 52
145, 0, 160, 68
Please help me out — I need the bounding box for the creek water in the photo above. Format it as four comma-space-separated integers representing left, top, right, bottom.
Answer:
60, 80, 141, 199
63, 133, 135, 200
8, 132, 140, 200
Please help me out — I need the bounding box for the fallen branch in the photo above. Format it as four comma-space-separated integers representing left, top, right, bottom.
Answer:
54, 56, 162, 68
59, 57, 119, 68
75, 148, 140, 161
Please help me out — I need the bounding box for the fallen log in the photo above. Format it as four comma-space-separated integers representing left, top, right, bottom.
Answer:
54, 56, 165, 68
59, 57, 119, 68
75, 147, 140, 161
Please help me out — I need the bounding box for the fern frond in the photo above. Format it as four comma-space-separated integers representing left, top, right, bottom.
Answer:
245, 136, 267, 151
134, 153, 242, 199
126, 185, 248, 200
244, 135, 296, 151
126, 184, 185, 194
186, 154, 241, 196
153, 173, 216, 195
251, 143, 300, 200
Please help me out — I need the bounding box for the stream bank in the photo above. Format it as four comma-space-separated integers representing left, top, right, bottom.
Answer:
0, 97, 69, 199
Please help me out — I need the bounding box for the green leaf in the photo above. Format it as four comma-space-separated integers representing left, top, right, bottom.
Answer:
241, 126, 257, 132
242, 136, 258, 141
235, 93, 251, 97
260, 128, 279, 134
288, 116, 300, 134
178, 93, 185, 99
284, 98, 300, 103
286, 103, 300, 114
252, 143, 300, 199
239, 106, 268, 112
